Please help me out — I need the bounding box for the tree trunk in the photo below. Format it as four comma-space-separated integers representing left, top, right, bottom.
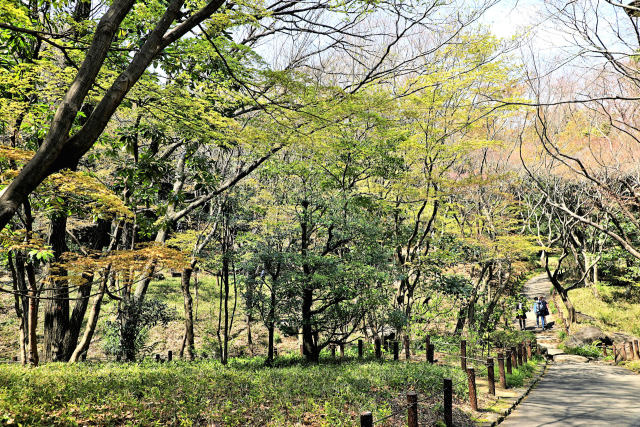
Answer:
181, 266, 195, 360
43, 214, 70, 362
69, 271, 108, 362
63, 272, 94, 360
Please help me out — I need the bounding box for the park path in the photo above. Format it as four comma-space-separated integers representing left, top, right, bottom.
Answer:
501, 274, 640, 427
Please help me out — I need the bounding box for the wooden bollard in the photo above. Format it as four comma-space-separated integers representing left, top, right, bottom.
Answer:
511, 346, 518, 368
522, 343, 528, 364
601, 344, 607, 357
407, 391, 418, 427
375, 338, 382, 359
393, 341, 399, 360
497, 353, 507, 389
339, 343, 344, 358
628, 342, 634, 360
358, 339, 363, 358
506, 350, 512, 374
526, 340, 532, 359
460, 340, 467, 371
613, 344, 618, 363
622, 343, 628, 361
517, 344, 523, 366
487, 357, 495, 396
443, 378, 453, 427
360, 411, 373, 427
634, 340, 639, 359
300, 343, 304, 356
404, 336, 411, 360
331, 345, 336, 358
168, 350, 173, 362
155, 354, 160, 362
427, 344, 435, 364
467, 368, 478, 411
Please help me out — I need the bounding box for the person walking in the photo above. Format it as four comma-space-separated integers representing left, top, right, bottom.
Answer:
516, 302, 527, 330
533, 297, 540, 328
537, 296, 549, 330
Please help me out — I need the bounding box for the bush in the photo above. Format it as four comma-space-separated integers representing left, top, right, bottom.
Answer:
103, 298, 176, 359
561, 344, 601, 359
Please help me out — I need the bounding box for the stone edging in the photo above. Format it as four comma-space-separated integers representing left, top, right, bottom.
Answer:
481, 358, 550, 427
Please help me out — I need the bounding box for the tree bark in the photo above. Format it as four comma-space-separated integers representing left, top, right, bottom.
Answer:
181, 266, 195, 360
63, 272, 94, 360
43, 214, 70, 362
69, 271, 109, 362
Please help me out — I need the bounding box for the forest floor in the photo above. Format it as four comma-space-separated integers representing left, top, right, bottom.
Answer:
501, 274, 640, 426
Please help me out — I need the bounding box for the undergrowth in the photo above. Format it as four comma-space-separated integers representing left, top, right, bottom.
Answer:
0, 359, 467, 426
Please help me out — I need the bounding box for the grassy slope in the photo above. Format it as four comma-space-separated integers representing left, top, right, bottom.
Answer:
563, 283, 640, 337
0, 354, 543, 426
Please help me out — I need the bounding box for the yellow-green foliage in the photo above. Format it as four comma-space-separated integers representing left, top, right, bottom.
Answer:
566, 285, 640, 336
0, 359, 466, 426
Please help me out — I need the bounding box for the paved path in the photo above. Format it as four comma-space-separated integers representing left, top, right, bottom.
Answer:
501, 274, 640, 426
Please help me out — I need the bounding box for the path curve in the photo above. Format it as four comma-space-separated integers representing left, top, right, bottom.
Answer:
501, 274, 640, 426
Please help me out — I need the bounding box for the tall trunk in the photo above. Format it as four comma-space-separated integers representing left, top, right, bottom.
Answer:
266, 284, 276, 364
300, 200, 318, 362
69, 270, 109, 362
222, 256, 230, 364
181, 265, 195, 360
8, 253, 29, 364
43, 214, 70, 362
27, 263, 39, 366
62, 272, 94, 360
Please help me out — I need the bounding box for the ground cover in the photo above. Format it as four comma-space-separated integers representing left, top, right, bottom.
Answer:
0, 350, 543, 426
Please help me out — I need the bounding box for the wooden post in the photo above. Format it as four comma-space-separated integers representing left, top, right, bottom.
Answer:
300, 343, 304, 356
274, 347, 278, 357
628, 342, 634, 360
428, 344, 435, 364
511, 346, 517, 368
360, 412, 373, 427
331, 345, 336, 358
522, 343, 528, 364
358, 339, 363, 359
168, 350, 172, 362
425, 335, 431, 361
613, 344, 618, 363
497, 352, 507, 389
506, 350, 512, 374
404, 336, 410, 360
467, 368, 478, 411
443, 378, 453, 427
339, 343, 344, 358
602, 344, 607, 357
634, 340, 639, 359
487, 357, 495, 396
622, 343, 628, 361
393, 341, 399, 360
375, 338, 382, 360
460, 340, 467, 371
407, 391, 418, 427
526, 340, 532, 359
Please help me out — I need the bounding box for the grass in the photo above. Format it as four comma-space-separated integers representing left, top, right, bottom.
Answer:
0, 357, 469, 426
562, 283, 640, 337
